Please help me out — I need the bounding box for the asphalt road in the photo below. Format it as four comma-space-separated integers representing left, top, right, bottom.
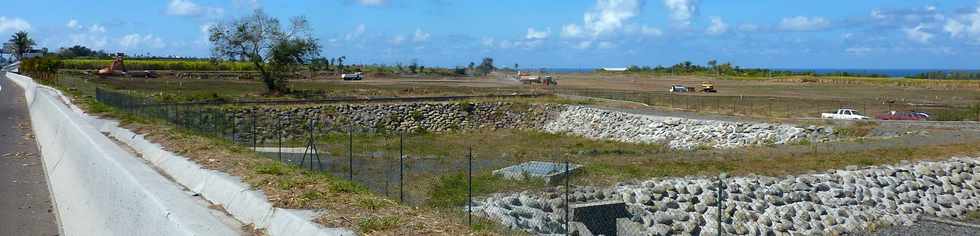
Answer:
0, 74, 59, 235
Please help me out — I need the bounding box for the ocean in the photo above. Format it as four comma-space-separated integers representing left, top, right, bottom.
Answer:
538, 68, 980, 77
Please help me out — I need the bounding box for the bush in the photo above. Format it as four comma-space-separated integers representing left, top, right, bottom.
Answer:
60, 59, 256, 71
21, 55, 63, 80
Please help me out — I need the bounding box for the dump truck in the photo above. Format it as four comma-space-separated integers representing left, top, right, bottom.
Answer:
515, 71, 557, 85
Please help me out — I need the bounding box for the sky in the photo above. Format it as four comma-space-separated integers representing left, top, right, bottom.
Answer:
2, 0, 980, 69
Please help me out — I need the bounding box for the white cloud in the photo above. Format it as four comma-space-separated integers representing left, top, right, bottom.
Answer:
944, 6, 980, 43
561, 24, 584, 38
573, 40, 593, 49
195, 23, 214, 46
357, 0, 387, 7
413, 28, 430, 42
480, 37, 495, 47
119, 34, 166, 49
390, 35, 406, 45
66, 19, 80, 29
664, 0, 698, 27
584, 0, 643, 36
737, 24, 759, 32
871, 9, 886, 19
166, 0, 224, 17
0, 16, 31, 33
233, 0, 260, 9
345, 24, 366, 41
640, 25, 662, 36
944, 20, 965, 37
903, 23, 933, 43
845, 47, 872, 55
778, 16, 831, 31
597, 41, 616, 49
563, 0, 643, 39
89, 24, 106, 33
525, 27, 550, 40
705, 16, 728, 35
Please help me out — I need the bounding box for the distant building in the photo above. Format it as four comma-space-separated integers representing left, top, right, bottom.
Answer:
601, 67, 628, 72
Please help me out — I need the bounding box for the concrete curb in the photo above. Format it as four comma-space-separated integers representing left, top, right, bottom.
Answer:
97, 121, 356, 236
6, 72, 241, 236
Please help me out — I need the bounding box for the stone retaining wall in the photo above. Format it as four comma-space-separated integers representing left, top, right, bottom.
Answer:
224, 102, 561, 143
475, 157, 980, 235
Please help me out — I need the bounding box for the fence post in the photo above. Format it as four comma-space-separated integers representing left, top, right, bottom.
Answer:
251, 109, 257, 150
277, 118, 283, 162
348, 124, 353, 181
717, 173, 726, 236
564, 158, 570, 236
467, 146, 473, 227
399, 132, 405, 204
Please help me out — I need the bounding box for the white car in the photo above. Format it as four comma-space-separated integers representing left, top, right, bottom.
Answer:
821, 108, 870, 120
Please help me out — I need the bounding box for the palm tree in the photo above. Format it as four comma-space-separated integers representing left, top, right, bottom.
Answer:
9, 31, 35, 61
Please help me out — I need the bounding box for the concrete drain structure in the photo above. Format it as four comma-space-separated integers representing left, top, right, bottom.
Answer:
492, 161, 582, 183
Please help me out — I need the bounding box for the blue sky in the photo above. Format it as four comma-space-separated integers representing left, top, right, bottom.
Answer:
2, 0, 980, 69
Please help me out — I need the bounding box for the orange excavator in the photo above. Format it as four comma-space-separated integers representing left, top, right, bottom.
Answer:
96, 53, 157, 78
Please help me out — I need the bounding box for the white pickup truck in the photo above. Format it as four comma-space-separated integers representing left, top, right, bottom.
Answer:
341, 72, 363, 81
821, 108, 870, 120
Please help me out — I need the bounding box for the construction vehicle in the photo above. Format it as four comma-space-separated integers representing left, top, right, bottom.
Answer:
95, 53, 157, 78
515, 71, 557, 85
699, 82, 717, 93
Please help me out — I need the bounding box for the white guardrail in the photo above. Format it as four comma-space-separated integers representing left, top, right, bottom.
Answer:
5, 72, 354, 236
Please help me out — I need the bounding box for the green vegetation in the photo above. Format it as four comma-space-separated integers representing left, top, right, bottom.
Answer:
834, 121, 878, 137
357, 216, 400, 233
20, 55, 63, 80
7, 31, 35, 60
911, 71, 980, 80
61, 59, 256, 71
428, 173, 547, 208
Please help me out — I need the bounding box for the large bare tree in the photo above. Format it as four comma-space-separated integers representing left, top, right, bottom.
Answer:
208, 10, 320, 94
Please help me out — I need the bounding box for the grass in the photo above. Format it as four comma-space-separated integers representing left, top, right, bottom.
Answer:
834, 121, 878, 138
357, 216, 400, 233
427, 173, 548, 208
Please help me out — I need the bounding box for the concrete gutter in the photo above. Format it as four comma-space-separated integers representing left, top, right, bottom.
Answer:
96, 120, 356, 236
6, 72, 242, 235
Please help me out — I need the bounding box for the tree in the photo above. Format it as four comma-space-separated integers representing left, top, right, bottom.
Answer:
8, 31, 35, 61
209, 10, 320, 94
408, 59, 419, 74
707, 59, 717, 76
58, 45, 106, 58
475, 57, 495, 76
336, 56, 346, 73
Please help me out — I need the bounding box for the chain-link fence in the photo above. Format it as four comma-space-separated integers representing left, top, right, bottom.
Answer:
94, 87, 581, 233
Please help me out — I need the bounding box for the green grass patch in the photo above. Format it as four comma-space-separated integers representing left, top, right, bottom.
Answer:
357, 216, 400, 233
427, 173, 547, 208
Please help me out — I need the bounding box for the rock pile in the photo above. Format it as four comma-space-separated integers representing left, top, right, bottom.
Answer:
475, 157, 980, 235
543, 106, 833, 149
